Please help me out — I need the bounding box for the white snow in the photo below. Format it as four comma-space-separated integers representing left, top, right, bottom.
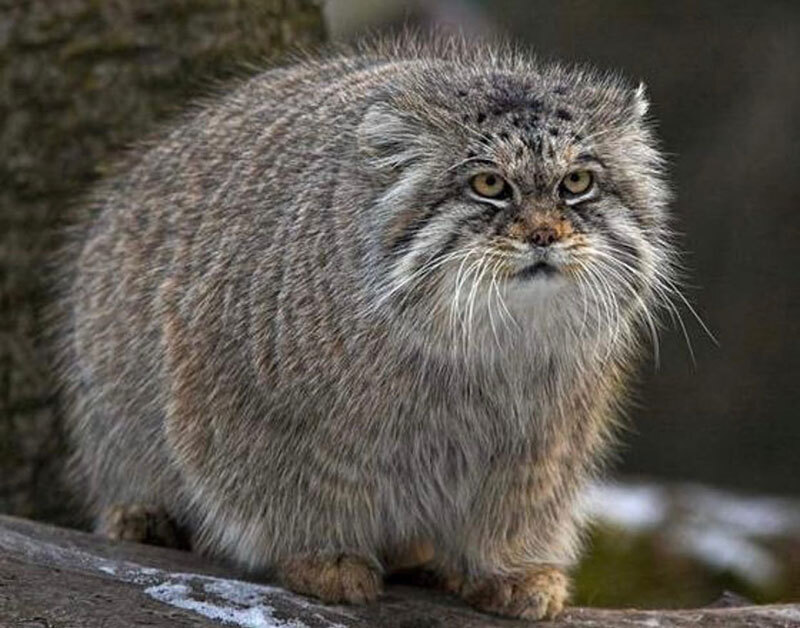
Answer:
583, 482, 668, 530
141, 573, 352, 628
140, 573, 347, 628
672, 526, 779, 585
145, 581, 308, 628
583, 480, 800, 588
681, 485, 800, 537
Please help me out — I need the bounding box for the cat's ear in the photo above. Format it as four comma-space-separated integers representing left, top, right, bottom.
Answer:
631, 82, 650, 119
357, 103, 427, 173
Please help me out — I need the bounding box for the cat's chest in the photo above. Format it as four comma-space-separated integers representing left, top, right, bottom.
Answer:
379, 357, 567, 455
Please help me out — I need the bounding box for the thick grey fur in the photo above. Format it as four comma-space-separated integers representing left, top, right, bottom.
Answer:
53, 33, 675, 615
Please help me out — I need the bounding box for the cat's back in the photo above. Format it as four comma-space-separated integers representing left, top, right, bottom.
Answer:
69, 54, 383, 334
60, 50, 424, 445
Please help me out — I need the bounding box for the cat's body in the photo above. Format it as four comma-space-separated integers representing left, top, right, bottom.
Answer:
56, 37, 673, 620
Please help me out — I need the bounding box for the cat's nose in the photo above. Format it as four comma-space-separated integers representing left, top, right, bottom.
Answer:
528, 225, 559, 247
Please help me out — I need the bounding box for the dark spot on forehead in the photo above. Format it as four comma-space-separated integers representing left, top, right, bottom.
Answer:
481, 75, 546, 116
527, 99, 544, 112
548, 127, 559, 137
457, 89, 468, 97
556, 109, 573, 121
499, 131, 509, 141
476, 112, 486, 124
553, 85, 568, 95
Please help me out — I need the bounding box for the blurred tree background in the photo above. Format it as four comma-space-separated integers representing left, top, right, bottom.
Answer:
0, 0, 797, 611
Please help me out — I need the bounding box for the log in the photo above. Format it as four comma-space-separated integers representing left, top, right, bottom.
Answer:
1, 515, 797, 627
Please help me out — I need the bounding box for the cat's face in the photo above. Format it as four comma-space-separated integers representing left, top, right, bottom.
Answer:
359, 64, 674, 352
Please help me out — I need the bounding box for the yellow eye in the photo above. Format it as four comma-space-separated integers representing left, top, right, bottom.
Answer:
561, 170, 594, 196
470, 172, 509, 199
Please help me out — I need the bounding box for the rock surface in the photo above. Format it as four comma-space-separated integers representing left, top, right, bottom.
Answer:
1, 515, 798, 628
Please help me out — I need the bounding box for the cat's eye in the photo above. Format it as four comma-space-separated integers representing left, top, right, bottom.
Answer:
470, 173, 509, 199
561, 170, 594, 197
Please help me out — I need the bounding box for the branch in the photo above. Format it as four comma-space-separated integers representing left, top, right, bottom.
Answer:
1, 515, 797, 627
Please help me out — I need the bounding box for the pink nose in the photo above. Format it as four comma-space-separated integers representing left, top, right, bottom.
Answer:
528, 225, 559, 247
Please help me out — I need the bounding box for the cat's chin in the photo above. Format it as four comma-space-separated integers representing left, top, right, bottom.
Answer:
505, 268, 571, 312
514, 262, 559, 281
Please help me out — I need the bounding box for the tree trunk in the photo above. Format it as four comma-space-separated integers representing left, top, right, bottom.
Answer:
0, 0, 325, 526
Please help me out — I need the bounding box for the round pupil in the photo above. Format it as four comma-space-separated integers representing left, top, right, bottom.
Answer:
570, 173, 581, 182
485, 175, 497, 187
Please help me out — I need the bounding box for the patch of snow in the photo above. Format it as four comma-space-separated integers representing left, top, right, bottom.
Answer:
583, 482, 667, 530
145, 582, 306, 628
583, 480, 800, 588
681, 485, 800, 537
142, 574, 349, 628
673, 526, 780, 586
98, 564, 117, 575
144, 573, 348, 627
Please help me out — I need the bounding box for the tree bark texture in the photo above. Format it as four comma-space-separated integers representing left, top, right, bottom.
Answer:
0, 0, 325, 526
1, 515, 798, 628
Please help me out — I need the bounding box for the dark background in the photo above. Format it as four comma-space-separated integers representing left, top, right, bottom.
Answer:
326, 0, 800, 495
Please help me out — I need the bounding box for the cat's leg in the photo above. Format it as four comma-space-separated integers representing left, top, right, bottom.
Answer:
441, 458, 579, 620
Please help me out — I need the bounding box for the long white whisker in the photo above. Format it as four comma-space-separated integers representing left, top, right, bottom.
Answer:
486, 260, 503, 351
491, 258, 519, 334
590, 255, 661, 367
663, 277, 719, 346
450, 248, 479, 353
391, 249, 471, 313
465, 253, 490, 352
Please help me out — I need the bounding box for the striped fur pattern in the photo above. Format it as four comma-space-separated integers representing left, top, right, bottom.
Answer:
55, 35, 675, 619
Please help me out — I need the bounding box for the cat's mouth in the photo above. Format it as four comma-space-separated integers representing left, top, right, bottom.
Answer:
515, 262, 559, 280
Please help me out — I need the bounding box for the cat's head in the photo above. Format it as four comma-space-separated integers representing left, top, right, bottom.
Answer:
357, 51, 675, 357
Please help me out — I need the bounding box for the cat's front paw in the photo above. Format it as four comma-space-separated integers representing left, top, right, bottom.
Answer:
460, 564, 568, 620
280, 554, 383, 604
98, 503, 187, 549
